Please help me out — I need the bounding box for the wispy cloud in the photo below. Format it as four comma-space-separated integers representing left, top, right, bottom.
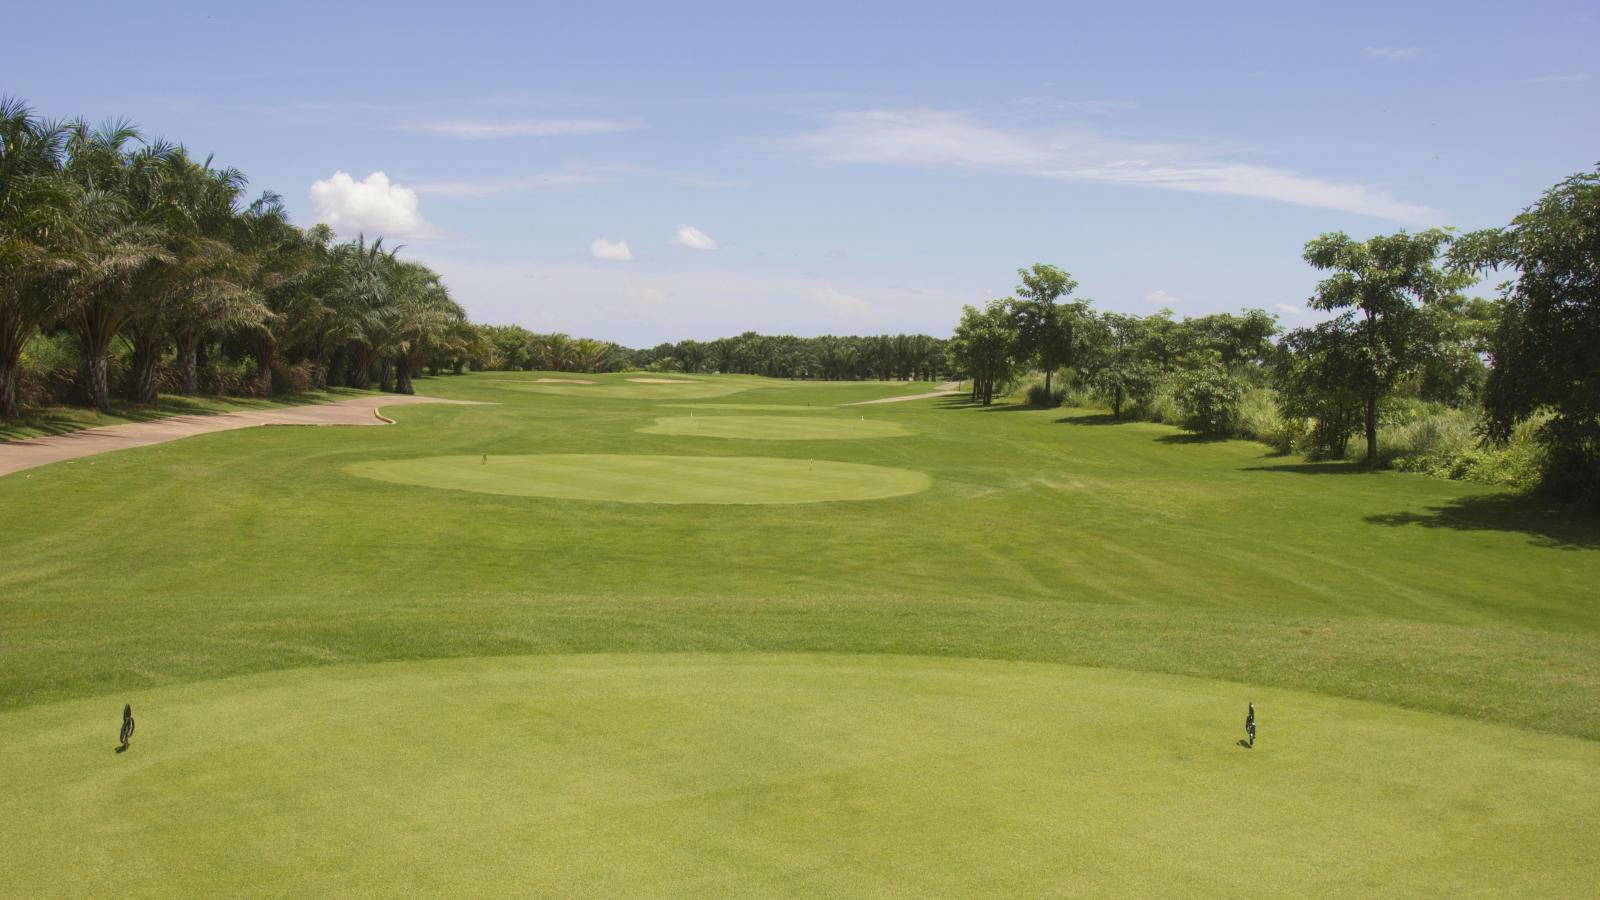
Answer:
590, 238, 633, 261
421, 259, 949, 345
411, 165, 740, 197
1524, 73, 1588, 84
1365, 46, 1425, 60
671, 224, 718, 250
399, 118, 644, 139
786, 109, 1439, 224
1276, 303, 1302, 316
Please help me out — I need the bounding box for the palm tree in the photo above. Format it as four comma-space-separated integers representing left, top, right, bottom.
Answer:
0, 97, 75, 417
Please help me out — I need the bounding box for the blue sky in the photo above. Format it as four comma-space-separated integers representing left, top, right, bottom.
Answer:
8, 0, 1596, 345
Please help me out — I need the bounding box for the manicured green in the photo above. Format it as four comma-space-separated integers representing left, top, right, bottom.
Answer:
4, 369, 1599, 893
7, 654, 1596, 897
346, 453, 931, 504
638, 414, 911, 441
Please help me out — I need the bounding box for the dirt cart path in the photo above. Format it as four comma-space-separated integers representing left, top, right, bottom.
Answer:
0, 394, 480, 478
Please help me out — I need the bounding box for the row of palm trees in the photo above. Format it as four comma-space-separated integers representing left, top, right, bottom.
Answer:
0, 97, 468, 417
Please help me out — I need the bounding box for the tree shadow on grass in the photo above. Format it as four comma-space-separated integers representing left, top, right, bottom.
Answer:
1365, 493, 1600, 551
1154, 432, 1232, 445
1054, 413, 1127, 426
1241, 460, 1372, 476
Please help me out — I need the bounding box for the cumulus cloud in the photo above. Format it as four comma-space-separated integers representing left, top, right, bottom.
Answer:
590, 238, 633, 261
1365, 46, 1425, 60
1276, 303, 1302, 316
309, 171, 433, 238
399, 118, 643, 139
785, 109, 1440, 224
1146, 289, 1179, 306
671, 224, 718, 250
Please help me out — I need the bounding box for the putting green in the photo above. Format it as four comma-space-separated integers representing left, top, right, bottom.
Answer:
639, 415, 911, 440
5, 654, 1595, 896
345, 454, 931, 504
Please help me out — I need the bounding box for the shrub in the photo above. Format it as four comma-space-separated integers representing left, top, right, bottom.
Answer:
1025, 382, 1066, 407
1175, 367, 1245, 436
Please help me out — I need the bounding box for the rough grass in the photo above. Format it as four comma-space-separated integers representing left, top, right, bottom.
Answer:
5, 654, 1596, 897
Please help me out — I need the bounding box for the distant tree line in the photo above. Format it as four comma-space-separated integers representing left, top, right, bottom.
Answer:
1, 98, 470, 416
948, 166, 1599, 507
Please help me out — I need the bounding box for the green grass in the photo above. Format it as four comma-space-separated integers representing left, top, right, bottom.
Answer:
346, 453, 931, 503
6, 654, 1596, 896
638, 414, 912, 440
3, 370, 1599, 893
0, 388, 367, 441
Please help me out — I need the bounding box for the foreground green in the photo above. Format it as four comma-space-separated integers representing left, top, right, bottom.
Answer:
3, 371, 1597, 740
7, 654, 1595, 896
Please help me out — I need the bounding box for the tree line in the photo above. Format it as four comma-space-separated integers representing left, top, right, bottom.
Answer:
949, 166, 1599, 506
1, 97, 469, 416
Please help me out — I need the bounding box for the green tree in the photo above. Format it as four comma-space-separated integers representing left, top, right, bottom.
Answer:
1009, 264, 1083, 397
1302, 229, 1462, 468
1451, 167, 1600, 505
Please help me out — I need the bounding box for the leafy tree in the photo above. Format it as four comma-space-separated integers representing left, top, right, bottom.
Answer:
1276, 318, 1367, 458
1451, 167, 1600, 505
1301, 229, 1463, 468
950, 301, 1016, 405
1079, 312, 1158, 418
1008, 264, 1082, 396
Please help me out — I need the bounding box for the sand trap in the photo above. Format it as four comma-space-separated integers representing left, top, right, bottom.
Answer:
627, 377, 698, 384
639, 415, 910, 441
532, 378, 596, 384
0, 394, 481, 478
346, 454, 930, 504
842, 381, 964, 406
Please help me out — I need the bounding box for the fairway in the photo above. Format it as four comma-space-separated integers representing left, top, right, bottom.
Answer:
7, 653, 1596, 897
638, 414, 911, 440
6, 371, 1600, 895
345, 453, 933, 503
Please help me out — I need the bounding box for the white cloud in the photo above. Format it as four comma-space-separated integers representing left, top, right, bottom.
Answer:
671, 224, 718, 250
590, 238, 633, 261
1276, 303, 1302, 316
1365, 46, 1425, 60
309, 171, 433, 238
1524, 73, 1588, 84
1145, 289, 1179, 306
399, 118, 644, 139
786, 109, 1440, 224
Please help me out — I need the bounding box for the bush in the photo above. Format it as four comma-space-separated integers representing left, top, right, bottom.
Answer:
1175, 367, 1245, 436
1025, 382, 1066, 408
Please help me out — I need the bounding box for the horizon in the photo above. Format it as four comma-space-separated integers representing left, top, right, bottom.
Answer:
8, 0, 1595, 345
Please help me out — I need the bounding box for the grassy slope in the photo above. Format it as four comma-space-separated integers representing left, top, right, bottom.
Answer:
0, 388, 369, 441
6, 655, 1596, 896
1, 371, 1598, 741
